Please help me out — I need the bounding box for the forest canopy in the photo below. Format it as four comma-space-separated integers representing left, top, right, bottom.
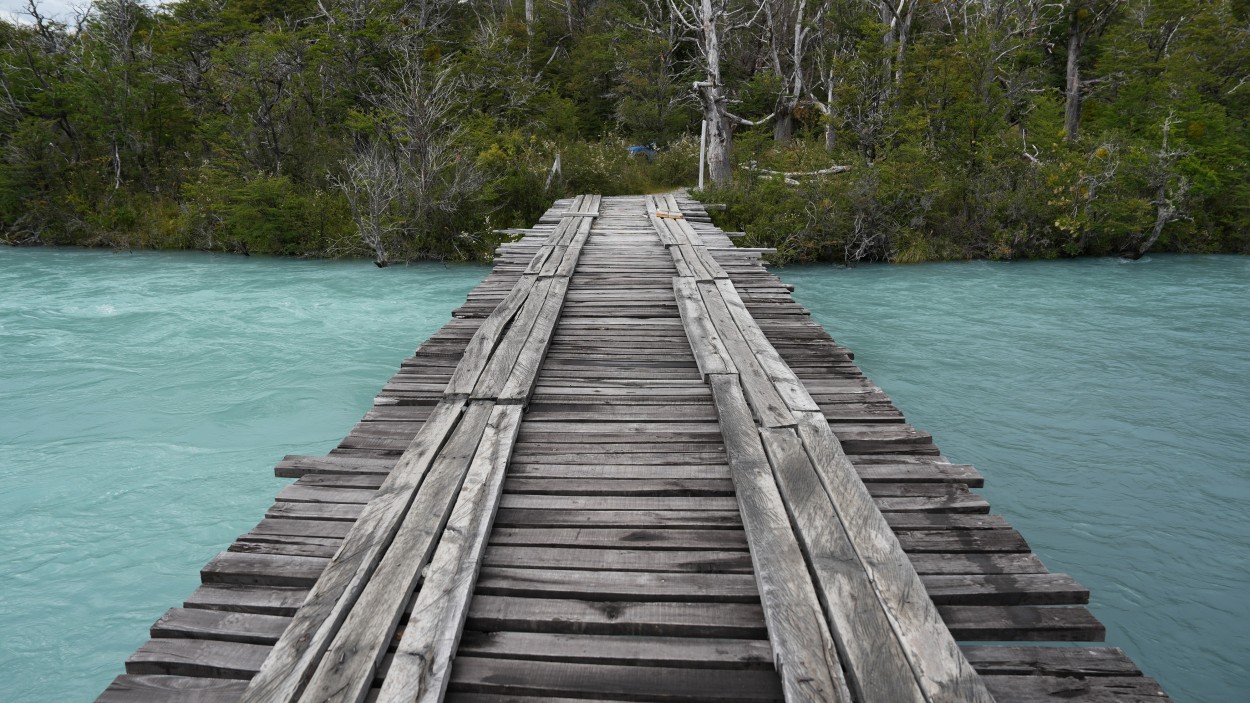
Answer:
1, 0, 1247, 263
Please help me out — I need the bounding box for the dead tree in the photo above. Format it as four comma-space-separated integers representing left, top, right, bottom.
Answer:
764, 0, 827, 142
670, 0, 765, 184
1126, 112, 1189, 260
875, 0, 918, 88
333, 141, 403, 267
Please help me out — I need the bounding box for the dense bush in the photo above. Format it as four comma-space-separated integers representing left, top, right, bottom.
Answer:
1, 1, 1246, 263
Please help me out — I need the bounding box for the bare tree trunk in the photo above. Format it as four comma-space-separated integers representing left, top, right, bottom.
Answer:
525, 0, 534, 36
1129, 184, 1172, 260
893, 0, 915, 84
880, 1, 895, 86
766, 0, 812, 143
335, 141, 401, 267
697, 0, 733, 184
1064, 16, 1083, 142
700, 89, 733, 184
1130, 113, 1188, 259
774, 103, 795, 142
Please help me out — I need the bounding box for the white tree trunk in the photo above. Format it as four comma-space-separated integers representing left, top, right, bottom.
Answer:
699, 0, 734, 184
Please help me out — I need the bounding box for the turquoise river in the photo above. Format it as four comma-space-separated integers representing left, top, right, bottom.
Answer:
0, 248, 1246, 702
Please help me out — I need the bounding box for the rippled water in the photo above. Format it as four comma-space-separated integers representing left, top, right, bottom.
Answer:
778, 256, 1250, 703
2, 249, 1245, 702
0, 248, 486, 701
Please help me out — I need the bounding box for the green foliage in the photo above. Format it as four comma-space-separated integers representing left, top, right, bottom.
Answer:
0, 0, 1247, 261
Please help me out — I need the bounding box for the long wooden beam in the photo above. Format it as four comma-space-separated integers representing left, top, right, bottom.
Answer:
240, 196, 600, 703
658, 199, 995, 703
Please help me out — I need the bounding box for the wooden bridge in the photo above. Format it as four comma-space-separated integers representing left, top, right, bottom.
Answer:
100, 195, 1170, 702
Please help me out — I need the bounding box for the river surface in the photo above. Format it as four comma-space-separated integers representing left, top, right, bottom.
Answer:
781, 256, 1249, 703
0, 248, 488, 701
1, 249, 1245, 702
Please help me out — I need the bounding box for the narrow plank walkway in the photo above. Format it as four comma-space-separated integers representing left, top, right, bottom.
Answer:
99, 195, 1171, 702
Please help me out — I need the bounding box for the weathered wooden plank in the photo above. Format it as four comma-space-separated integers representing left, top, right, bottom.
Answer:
98, 675, 248, 703
982, 675, 1168, 701
758, 426, 925, 703
126, 638, 271, 679
502, 477, 734, 497
920, 573, 1088, 605
908, 552, 1048, 575
961, 645, 1141, 676
493, 508, 742, 528
698, 282, 794, 428
793, 410, 996, 703
447, 657, 785, 702
298, 401, 495, 703
249, 518, 353, 540
456, 631, 773, 669
707, 374, 851, 702
151, 608, 290, 646
508, 463, 729, 480
201, 551, 327, 588
498, 494, 739, 511
856, 462, 983, 486
472, 278, 556, 400
241, 398, 465, 703
376, 404, 525, 703
498, 278, 570, 404
184, 584, 309, 617
444, 275, 536, 397
474, 567, 759, 602
275, 455, 394, 479
554, 218, 593, 278
489, 527, 747, 550
672, 277, 734, 377
712, 278, 820, 413
896, 528, 1029, 553
482, 545, 753, 573
940, 605, 1106, 641
678, 243, 713, 282
465, 596, 768, 638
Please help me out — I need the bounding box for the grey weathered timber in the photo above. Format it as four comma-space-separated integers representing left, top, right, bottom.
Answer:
100, 194, 1168, 703
759, 426, 925, 703
296, 402, 495, 703
654, 198, 996, 703
294, 202, 594, 702
376, 404, 524, 703
713, 278, 819, 413
673, 276, 734, 377
470, 278, 557, 400
708, 374, 852, 702
698, 282, 794, 428
443, 275, 535, 398
239, 397, 467, 703
497, 278, 569, 404
796, 410, 994, 702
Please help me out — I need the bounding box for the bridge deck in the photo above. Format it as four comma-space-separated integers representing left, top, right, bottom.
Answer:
100, 195, 1170, 702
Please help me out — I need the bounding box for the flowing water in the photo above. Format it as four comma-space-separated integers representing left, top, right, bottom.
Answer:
778, 256, 1250, 703
0, 248, 487, 701
0, 249, 1245, 702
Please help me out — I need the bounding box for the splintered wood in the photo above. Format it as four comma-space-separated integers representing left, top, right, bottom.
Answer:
100, 195, 1170, 703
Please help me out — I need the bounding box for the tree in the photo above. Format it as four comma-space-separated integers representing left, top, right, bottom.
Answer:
1063, 0, 1123, 142
764, 0, 826, 142
333, 140, 402, 266
1127, 112, 1189, 258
